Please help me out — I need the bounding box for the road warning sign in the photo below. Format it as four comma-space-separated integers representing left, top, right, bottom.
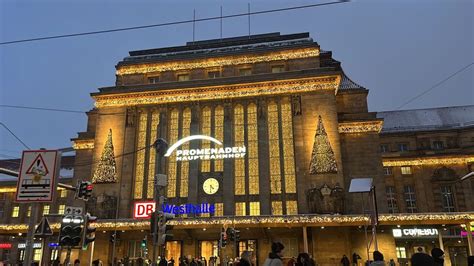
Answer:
15, 150, 60, 202
34, 217, 53, 237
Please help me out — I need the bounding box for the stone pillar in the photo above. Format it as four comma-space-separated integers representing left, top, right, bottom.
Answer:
467, 222, 473, 256
438, 230, 444, 251
303, 226, 309, 253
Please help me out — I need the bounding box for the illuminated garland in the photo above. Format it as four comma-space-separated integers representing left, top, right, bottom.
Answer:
1, 213, 471, 233
383, 156, 474, 166
94, 76, 340, 109
116, 48, 320, 75
72, 139, 94, 150
338, 121, 383, 133
92, 129, 118, 183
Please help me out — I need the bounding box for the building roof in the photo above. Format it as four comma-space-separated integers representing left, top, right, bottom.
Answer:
120, 32, 317, 64
338, 72, 365, 90
377, 105, 474, 133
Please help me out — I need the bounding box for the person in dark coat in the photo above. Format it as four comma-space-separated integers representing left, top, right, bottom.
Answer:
431, 248, 445, 266
263, 242, 285, 266
411, 249, 434, 266
190, 258, 198, 266
238, 251, 254, 266
296, 253, 313, 266
467, 256, 474, 266
341, 255, 350, 266
352, 253, 361, 266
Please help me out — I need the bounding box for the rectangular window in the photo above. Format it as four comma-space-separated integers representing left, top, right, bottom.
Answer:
383, 167, 393, 176
396, 247, 407, 259
271, 201, 283, 215
208, 71, 221, 78
27, 206, 31, 217
404, 185, 417, 213
58, 204, 65, 215
59, 189, 67, 198
247, 104, 259, 195
177, 74, 190, 81
148, 76, 160, 84
33, 249, 41, 261
234, 105, 246, 195
398, 143, 409, 152
214, 203, 223, 217
42, 205, 50, 216
386, 186, 399, 214
0, 207, 4, 218
401, 166, 412, 175
239, 68, 252, 76
441, 186, 455, 212
433, 141, 444, 150
249, 202, 260, 216
380, 144, 389, 153
267, 102, 282, 194
51, 249, 59, 261
286, 201, 298, 215
235, 202, 246, 216
271, 65, 285, 73
280, 238, 298, 258
134, 112, 148, 199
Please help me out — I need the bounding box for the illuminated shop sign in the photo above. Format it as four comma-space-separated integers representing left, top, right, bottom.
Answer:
164, 135, 246, 161
461, 231, 474, 237
0, 243, 12, 249
18, 243, 42, 249
162, 203, 215, 215
393, 228, 438, 238
133, 201, 215, 219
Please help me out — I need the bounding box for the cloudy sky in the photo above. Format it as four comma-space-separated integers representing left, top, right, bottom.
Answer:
1, 0, 473, 158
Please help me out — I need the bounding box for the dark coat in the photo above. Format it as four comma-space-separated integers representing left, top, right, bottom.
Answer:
411, 253, 434, 266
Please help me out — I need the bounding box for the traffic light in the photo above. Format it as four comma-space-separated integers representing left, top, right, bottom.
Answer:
82, 213, 97, 250
226, 228, 240, 242
59, 214, 83, 247
219, 229, 227, 248
234, 229, 240, 242
76, 181, 93, 201
157, 211, 175, 246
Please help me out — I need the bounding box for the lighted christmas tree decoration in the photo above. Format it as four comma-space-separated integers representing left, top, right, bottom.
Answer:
309, 116, 338, 174
92, 129, 118, 183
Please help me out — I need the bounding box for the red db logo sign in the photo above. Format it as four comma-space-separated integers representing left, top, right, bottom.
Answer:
133, 201, 156, 219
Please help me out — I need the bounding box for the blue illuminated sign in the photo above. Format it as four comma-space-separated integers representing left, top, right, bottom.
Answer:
162, 203, 215, 215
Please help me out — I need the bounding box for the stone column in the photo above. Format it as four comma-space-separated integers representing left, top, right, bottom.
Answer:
302, 226, 309, 253
467, 222, 473, 256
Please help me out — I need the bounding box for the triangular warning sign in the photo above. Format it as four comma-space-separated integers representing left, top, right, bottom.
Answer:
34, 217, 53, 237
26, 154, 49, 177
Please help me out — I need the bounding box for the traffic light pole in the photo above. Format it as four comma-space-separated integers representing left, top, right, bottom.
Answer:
24, 202, 40, 266
152, 137, 168, 266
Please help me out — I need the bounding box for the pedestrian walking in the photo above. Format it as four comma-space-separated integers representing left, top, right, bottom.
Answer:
369, 251, 385, 266
352, 253, 361, 266
263, 242, 285, 266
411, 247, 434, 266
238, 251, 254, 266
296, 253, 313, 266
74, 259, 81, 266
431, 248, 445, 266
388, 259, 395, 266
341, 255, 350, 266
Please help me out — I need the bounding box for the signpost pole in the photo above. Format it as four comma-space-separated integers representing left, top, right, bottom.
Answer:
65, 247, 72, 265
89, 241, 95, 266
24, 202, 40, 265
152, 137, 168, 266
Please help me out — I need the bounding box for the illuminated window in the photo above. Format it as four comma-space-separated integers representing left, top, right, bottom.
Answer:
177, 74, 190, 81
33, 249, 41, 261
147, 111, 160, 199
27, 206, 31, 217
271, 201, 283, 215
11, 206, 19, 218
441, 186, 455, 212
401, 166, 412, 175
134, 112, 148, 199
50, 249, 59, 261
267, 102, 282, 194
234, 105, 246, 195
214, 106, 224, 172
59, 189, 67, 198
404, 185, 417, 213
386, 186, 399, 214
201, 212, 210, 217
201, 107, 212, 173
214, 203, 224, 217
58, 204, 65, 215
398, 143, 409, 152
247, 103, 259, 194
42, 205, 50, 216
167, 109, 179, 198
286, 201, 298, 215
239, 68, 252, 76
396, 247, 407, 259
235, 202, 246, 216
180, 108, 191, 197
271, 65, 285, 73
383, 167, 393, 176
208, 71, 221, 78
249, 202, 260, 216
433, 141, 444, 150
281, 98, 296, 193
148, 76, 160, 84
380, 144, 390, 153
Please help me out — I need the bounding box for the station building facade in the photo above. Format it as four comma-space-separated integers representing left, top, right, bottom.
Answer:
0, 32, 473, 265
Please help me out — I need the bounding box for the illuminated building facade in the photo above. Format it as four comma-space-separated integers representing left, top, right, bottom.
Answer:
0, 33, 473, 265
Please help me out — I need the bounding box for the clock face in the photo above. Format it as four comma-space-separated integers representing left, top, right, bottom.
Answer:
203, 178, 219, 195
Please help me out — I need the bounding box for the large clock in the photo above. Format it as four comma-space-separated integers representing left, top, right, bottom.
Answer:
203, 178, 219, 195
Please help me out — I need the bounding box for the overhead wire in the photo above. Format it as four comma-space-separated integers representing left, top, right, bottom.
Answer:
396, 62, 474, 110
0, 122, 31, 150
0, 0, 350, 45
